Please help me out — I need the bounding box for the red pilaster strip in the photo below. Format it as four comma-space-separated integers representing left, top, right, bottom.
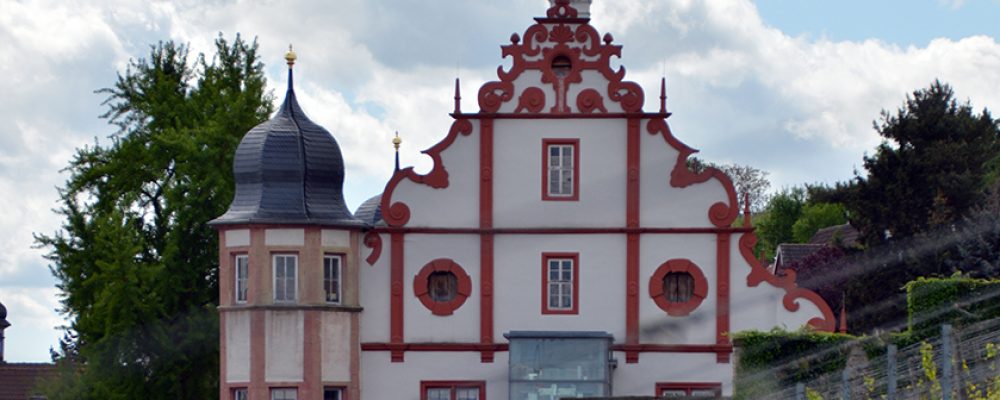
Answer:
479, 118, 495, 363
716, 233, 731, 363
218, 230, 228, 400
350, 313, 362, 400
250, 310, 266, 400
302, 310, 321, 399
625, 118, 641, 363
390, 232, 405, 362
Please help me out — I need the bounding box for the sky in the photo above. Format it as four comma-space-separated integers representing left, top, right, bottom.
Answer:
1, 0, 999, 362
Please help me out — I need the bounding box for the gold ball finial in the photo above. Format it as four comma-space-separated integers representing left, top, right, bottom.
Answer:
392, 131, 402, 149
285, 44, 297, 67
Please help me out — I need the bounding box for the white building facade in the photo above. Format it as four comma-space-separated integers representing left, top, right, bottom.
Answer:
213, 1, 836, 399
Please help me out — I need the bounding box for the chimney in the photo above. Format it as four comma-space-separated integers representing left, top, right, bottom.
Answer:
549, 0, 592, 17
0, 300, 9, 363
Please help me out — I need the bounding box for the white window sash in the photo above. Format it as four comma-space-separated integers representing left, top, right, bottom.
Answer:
324, 255, 342, 304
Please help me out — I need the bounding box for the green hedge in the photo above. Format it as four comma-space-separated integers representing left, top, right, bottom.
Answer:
732, 329, 855, 400
906, 277, 1000, 340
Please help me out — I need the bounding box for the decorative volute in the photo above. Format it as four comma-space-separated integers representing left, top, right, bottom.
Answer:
211, 49, 363, 228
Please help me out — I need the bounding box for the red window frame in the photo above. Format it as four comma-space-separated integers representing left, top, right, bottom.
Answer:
541, 138, 580, 201
541, 252, 579, 315
648, 259, 708, 316
656, 382, 722, 397
413, 259, 473, 316
420, 380, 486, 400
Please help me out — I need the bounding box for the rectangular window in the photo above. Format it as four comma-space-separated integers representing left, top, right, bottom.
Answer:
542, 253, 579, 314
420, 381, 484, 400
656, 383, 722, 397
271, 388, 297, 400
235, 254, 249, 303
542, 139, 579, 201
273, 254, 298, 302
233, 388, 248, 400
324, 255, 342, 304
323, 387, 343, 400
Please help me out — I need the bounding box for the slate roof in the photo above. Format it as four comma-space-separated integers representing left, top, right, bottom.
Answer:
772, 243, 825, 275
809, 223, 860, 247
354, 195, 384, 226
0, 363, 54, 400
212, 68, 363, 228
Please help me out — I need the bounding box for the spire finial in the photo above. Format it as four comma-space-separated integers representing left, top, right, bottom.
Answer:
659, 77, 667, 114
393, 131, 402, 171
454, 78, 462, 114
285, 44, 297, 68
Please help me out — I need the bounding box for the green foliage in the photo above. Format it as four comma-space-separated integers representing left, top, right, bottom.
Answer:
849, 80, 1000, 246
905, 277, 1000, 340
34, 35, 274, 399
753, 187, 806, 261
792, 203, 848, 244
732, 329, 855, 400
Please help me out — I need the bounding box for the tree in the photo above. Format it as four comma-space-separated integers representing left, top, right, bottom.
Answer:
791, 202, 847, 243
753, 187, 806, 261
35, 35, 274, 399
688, 158, 772, 213
850, 80, 1000, 246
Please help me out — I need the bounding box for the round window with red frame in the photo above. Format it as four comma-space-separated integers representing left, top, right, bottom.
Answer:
413, 258, 472, 316
648, 258, 708, 316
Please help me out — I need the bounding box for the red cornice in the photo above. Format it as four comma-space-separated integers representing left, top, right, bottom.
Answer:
450, 112, 671, 120
369, 227, 753, 235
360, 342, 732, 355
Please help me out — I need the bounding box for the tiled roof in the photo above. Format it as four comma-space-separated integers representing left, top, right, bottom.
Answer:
808, 223, 859, 247
0, 363, 55, 400
773, 243, 825, 274
211, 68, 363, 228
354, 195, 384, 226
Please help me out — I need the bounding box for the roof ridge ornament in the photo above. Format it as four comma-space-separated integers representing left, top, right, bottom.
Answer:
547, 0, 591, 19
285, 44, 296, 67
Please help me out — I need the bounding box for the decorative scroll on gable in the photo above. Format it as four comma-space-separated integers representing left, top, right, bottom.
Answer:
478, 0, 644, 114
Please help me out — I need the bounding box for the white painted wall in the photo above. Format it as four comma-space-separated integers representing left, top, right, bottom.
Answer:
391, 123, 480, 228
639, 124, 731, 228
225, 311, 251, 383
613, 352, 733, 396
265, 310, 304, 382
493, 119, 627, 228
226, 229, 250, 247
360, 351, 509, 400
321, 230, 351, 248
404, 234, 481, 343
321, 312, 353, 382
638, 234, 718, 345
360, 234, 391, 343
493, 234, 626, 340
265, 229, 305, 246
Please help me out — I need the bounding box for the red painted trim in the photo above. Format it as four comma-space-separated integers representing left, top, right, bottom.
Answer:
577, 89, 608, 113
646, 118, 739, 228
362, 342, 509, 352
363, 231, 382, 266
218, 231, 228, 399
420, 381, 487, 400
360, 342, 731, 355
649, 259, 709, 316
250, 310, 266, 398
656, 382, 723, 397
371, 226, 753, 235
738, 232, 837, 332
302, 310, 320, 400
625, 118, 640, 363
390, 232, 405, 361
451, 112, 671, 119
477, 16, 644, 114
380, 120, 474, 227
413, 259, 473, 316
541, 138, 580, 201
480, 119, 495, 363
716, 234, 732, 363
541, 253, 580, 315
349, 313, 361, 400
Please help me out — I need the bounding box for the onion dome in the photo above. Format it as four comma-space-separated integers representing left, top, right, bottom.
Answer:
354, 195, 384, 226
212, 47, 363, 228
0, 300, 9, 329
